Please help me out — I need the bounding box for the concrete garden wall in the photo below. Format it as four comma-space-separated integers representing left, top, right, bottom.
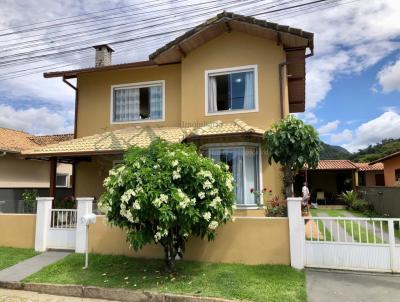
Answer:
89, 216, 290, 265
0, 214, 36, 248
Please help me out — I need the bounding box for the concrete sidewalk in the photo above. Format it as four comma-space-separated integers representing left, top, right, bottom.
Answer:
307, 269, 400, 302
0, 251, 70, 282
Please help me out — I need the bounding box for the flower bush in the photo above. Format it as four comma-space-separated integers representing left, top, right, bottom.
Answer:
98, 139, 235, 271
250, 189, 287, 217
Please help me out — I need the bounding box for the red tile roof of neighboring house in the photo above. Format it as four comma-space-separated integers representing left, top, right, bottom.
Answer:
0, 127, 73, 153
369, 150, 400, 165
308, 160, 358, 170
353, 162, 384, 171
0, 128, 37, 152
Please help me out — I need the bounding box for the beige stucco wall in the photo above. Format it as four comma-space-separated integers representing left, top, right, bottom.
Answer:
76, 64, 182, 138
73, 30, 290, 210
181, 31, 287, 128
0, 154, 72, 188
383, 156, 400, 187
89, 216, 290, 265
0, 214, 35, 248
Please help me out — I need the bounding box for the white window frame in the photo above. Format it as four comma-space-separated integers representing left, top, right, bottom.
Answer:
204, 65, 259, 116
56, 173, 69, 188
200, 142, 263, 208
110, 80, 166, 124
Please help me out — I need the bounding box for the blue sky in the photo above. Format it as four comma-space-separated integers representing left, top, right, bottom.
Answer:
0, 0, 399, 153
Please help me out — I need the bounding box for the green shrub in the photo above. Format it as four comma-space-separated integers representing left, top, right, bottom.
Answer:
99, 139, 235, 271
21, 189, 38, 213
340, 190, 374, 215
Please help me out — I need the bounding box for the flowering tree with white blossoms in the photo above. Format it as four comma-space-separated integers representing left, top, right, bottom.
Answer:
98, 139, 235, 271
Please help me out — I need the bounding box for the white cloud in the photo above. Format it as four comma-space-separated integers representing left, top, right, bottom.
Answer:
377, 58, 400, 93
297, 111, 319, 124
330, 129, 353, 144
342, 110, 400, 152
318, 120, 340, 135
0, 105, 74, 135
278, 0, 400, 109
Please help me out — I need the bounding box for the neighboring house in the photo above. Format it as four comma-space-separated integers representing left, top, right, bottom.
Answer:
22, 12, 314, 216
370, 150, 400, 187
295, 160, 384, 203
353, 162, 384, 187
0, 127, 73, 212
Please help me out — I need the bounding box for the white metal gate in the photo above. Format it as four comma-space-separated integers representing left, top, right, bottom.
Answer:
47, 209, 77, 250
304, 216, 400, 272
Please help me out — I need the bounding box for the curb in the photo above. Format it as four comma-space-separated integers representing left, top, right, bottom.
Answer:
0, 281, 236, 302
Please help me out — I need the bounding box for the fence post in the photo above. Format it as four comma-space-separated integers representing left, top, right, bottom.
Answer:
287, 197, 305, 269
388, 219, 398, 272
34, 197, 53, 252
75, 197, 94, 253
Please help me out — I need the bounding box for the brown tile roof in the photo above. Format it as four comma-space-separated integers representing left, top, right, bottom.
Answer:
0, 128, 37, 152
29, 134, 74, 146
353, 162, 384, 171
22, 119, 264, 157
150, 11, 313, 61
369, 150, 400, 164
310, 160, 358, 170
0, 127, 74, 153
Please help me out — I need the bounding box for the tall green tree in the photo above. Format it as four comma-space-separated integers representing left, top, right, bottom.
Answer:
263, 115, 322, 197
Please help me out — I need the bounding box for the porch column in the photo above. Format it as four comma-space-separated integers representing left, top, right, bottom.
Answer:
75, 197, 94, 253
287, 197, 305, 269
34, 197, 53, 252
49, 157, 57, 197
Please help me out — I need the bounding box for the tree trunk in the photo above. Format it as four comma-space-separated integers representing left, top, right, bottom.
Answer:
163, 235, 178, 272
283, 165, 294, 198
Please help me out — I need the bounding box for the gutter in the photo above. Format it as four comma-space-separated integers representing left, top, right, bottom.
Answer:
279, 48, 314, 118
0, 151, 6, 157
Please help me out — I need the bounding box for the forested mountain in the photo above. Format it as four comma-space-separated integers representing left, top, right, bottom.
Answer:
320, 139, 400, 162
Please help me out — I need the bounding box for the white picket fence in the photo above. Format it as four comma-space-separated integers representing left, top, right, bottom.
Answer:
304, 216, 400, 272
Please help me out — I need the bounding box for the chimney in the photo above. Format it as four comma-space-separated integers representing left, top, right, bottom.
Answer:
93, 44, 114, 67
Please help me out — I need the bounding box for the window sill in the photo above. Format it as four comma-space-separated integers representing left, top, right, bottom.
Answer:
206, 108, 258, 116
111, 118, 165, 125
235, 205, 264, 210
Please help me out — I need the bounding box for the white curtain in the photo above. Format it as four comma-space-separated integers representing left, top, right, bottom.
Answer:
149, 85, 163, 119
114, 88, 139, 122
206, 148, 244, 205
231, 148, 244, 204
243, 147, 258, 204
243, 72, 254, 109
208, 76, 218, 113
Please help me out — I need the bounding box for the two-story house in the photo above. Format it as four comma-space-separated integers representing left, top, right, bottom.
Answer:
23, 12, 313, 216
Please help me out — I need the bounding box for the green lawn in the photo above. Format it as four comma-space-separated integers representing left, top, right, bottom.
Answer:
25, 253, 306, 302
0, 247, 38, 270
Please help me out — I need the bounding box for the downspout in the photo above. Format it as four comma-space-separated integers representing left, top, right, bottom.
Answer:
62, 76, 78, 196
62, 76, 78, 139
279, 48, 314, 119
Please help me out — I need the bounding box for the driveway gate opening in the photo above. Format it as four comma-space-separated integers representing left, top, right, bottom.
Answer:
304, 216, 400, 272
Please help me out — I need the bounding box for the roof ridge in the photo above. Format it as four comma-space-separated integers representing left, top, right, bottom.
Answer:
0, 127, 30, 135
191, 120, 222, 136
233, 119, 254, 132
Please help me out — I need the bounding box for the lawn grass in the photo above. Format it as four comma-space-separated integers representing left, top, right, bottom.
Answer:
25, 253, 306, 302
0, 247, 38, 270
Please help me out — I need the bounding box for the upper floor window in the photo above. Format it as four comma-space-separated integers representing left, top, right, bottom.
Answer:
206, 65, 258, 115
111, 81, 164, 123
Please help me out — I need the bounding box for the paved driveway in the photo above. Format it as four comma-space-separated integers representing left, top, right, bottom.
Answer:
307, 269, 400, 302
